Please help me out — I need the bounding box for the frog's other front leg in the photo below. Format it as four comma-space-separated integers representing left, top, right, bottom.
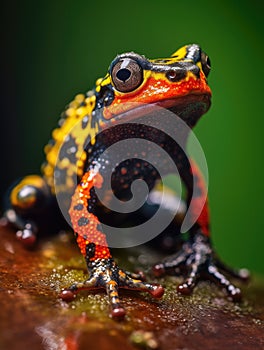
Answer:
60, 169, 164, 318
153, 160, 249, 301
2, 175, 53, 246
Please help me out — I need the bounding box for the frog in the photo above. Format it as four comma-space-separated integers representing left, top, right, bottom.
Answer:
3, 44, 249, 318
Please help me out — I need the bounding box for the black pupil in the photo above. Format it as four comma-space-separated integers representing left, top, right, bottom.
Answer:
116, 68, 131, 82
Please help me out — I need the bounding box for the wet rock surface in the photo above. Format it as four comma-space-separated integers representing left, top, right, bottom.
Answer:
0, 226, 263, 350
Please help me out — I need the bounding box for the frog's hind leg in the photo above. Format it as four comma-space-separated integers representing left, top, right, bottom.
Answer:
3, 175, 53, 246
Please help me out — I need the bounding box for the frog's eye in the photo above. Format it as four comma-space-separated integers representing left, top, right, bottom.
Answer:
201, 52, 211, 77
111, 58, 143, 92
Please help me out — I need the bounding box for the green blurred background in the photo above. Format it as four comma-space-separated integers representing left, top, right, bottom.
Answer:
1, 0, 264, 275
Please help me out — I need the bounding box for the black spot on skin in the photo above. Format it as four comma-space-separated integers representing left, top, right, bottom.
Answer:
97, 223, 103, 232
54, 168, 67, 186
91, 113, 99, 129
74, 203, 84, 211
59, 134, 78, 164
86, 242, 96, 259
82, 115, 89, 129
78, 217, 89, 226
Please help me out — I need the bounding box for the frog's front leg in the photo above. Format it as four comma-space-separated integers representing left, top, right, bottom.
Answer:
60, 169, 164, 318
153, 160, 249, 301
3, 175, 53, 246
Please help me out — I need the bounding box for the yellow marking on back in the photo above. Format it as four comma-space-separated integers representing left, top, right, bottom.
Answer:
41, 91, 99, 194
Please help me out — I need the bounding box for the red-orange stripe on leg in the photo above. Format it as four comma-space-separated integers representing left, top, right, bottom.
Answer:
190, 160, 210, 236
69, 170, 111, 260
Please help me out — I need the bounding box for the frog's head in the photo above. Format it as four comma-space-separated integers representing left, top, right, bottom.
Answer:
95, 44, 212, 128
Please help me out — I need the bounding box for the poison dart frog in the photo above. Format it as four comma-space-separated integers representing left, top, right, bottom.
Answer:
3, 44, 249, 318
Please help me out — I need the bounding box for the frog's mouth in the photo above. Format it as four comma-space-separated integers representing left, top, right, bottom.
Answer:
101, 93, 211, 129
160, 93, 211, 128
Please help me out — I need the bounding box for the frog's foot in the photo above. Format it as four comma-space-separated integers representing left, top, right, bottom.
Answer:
4, 209, 37, 247
59, 258, 164, 319
153, 233, 249, 302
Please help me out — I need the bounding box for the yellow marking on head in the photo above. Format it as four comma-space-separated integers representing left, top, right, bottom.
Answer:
96, 78, 103, 86
196, 61, 203, 73
171, 45, 188, 59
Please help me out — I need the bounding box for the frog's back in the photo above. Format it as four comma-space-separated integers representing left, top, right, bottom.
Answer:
41, 91, 98, 195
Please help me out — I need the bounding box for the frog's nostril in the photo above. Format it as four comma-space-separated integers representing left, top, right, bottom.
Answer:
166, 69, 186, 82
167, 70, 177, 80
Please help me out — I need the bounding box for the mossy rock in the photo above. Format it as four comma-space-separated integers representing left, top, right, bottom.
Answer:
0, 227, 263, 350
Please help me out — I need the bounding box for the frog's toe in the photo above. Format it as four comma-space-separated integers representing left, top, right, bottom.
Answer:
152, 236, 203, 278
107, 275, 164, 318
214, 258, 250, 282
59, 275, 98, 302
120, 277, 165, 298
16, 224, 37, 247
175, 262, 243, 301
60, 258, 164, 318
205, 263, 242, 301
